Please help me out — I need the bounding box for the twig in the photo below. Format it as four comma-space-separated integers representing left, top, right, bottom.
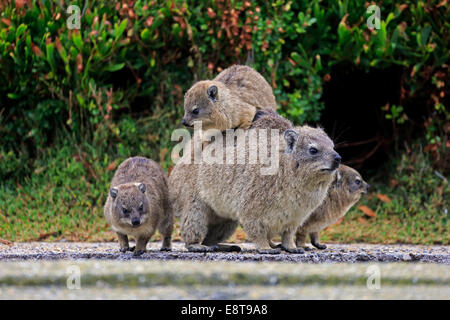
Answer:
345, 140, 383, 165
336, 136, 378, 148
434, 170, 448, 185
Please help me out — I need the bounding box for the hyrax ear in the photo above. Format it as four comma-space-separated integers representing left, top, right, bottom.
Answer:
138, 183, 146, 193
284, 129, 299, 153
207, 85, 218, 101
110, 188, 118, 199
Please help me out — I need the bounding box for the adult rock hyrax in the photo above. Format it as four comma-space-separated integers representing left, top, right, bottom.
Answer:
295, 164, 369, 250
179, 125, 341, 254
104, 156, 173, 256
182, 65, 277, 131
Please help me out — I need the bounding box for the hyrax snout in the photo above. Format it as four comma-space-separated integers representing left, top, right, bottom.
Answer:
182, 65, 277, 131
296, 164, 369, 250
104, 157, 173, 256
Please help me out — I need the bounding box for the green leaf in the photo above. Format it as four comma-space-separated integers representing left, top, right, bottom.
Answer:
46, 42, 55, 71
7, 93, 20, 99
16, 24, 27, 38
420, 25, 431, 46
140, 28, 150, 41
104, 63, 125, 72
116, 19, 128, 39
73, 32, 83, 51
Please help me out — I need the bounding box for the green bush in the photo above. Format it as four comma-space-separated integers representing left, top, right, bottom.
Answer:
1, 1, 448, 168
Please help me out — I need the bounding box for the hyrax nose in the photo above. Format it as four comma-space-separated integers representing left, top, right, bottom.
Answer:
131, 218, 140, 226
333, 153, 341, 168
181, 118, 188, 126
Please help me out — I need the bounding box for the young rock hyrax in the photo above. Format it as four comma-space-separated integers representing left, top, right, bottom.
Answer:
296, 164, 369, 250
182, 65, 277, 131
104, 156, 173, 256
180, 125, 341, 254
296, 165, 369, 249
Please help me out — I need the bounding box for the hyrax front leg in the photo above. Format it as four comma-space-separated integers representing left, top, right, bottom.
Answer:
201, 220, 241, 252
255, 238, 281, 254
281, 228, 305, 254
243, 221, 280, 254
310, 232, 327, 250
134, 236, 150, 256
180, 200, 213, 252
117, 232, 134, 253
295, 229, 312, 251
158, 205, 174, 251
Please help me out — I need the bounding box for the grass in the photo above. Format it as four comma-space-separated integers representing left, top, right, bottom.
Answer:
0, 136, 448, 245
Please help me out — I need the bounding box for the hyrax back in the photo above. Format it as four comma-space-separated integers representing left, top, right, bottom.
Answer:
189, 125, 341, 254
182, 65, 277, 131
296, 165, 369, 250
251, 110, 293, 132
104, 156, 173, 255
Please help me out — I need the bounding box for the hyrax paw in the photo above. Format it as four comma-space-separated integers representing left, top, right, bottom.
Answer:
210, 244, 242, 252
133, 250, 146, 256
282, 246, 305, 254
160, 247, 172, 252
119, 246, 135, 253
186, 244, 212, 253
227, 245, 242, 252
313, 243, 327, 250
258, 248, 282, 255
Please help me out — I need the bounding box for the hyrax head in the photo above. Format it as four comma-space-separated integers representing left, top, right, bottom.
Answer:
109, 183, 149, 228
283, 126, 341, 179
335, 165, 370, 200
182, 80, 227, 131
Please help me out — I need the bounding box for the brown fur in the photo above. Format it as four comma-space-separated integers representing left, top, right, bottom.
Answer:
182, 65, 277, 131
295, 165, 369, 250
250, 110, 293, 132
175, 125, 341, 253
104, 157, 173, 255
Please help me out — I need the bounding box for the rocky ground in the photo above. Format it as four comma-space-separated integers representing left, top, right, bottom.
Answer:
0, 242, 448, 263
0, 242, 448, 299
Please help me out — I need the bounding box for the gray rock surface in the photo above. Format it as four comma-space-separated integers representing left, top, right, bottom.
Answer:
0, 242, 448, 299
0, 242, 448, 263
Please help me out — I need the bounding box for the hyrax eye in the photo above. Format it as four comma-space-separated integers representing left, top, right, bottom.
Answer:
138, 204, 144, 211
122, 208, 129, 215
355, 179, 361, 185
192, 108, 199, 115
309, 147, 318, 155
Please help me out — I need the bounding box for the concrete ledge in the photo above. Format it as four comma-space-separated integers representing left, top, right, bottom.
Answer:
0, 260, 449, 299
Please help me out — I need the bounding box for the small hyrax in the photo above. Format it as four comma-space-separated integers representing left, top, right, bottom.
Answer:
178, 125, 341, 254
295, 164, 369, 250
182, 65, 277, 131
104, 157, 173, 256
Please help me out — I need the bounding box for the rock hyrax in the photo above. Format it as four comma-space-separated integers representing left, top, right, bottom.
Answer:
180, 125, 341, 254
182, 65, 277, 131
104, 157, 173, 255
296, 164, 369, 250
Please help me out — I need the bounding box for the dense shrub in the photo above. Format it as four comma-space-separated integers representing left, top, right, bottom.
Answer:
0, 0, 448, 178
